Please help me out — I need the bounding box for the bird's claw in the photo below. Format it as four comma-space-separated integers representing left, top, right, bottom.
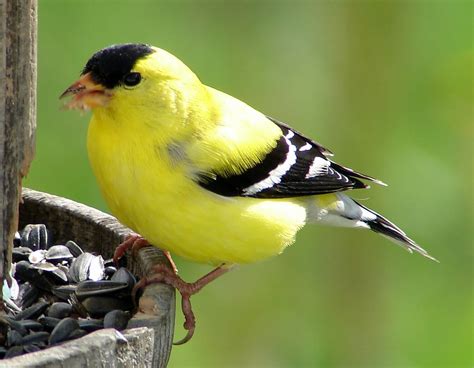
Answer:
113, 234, 151, 266
173, 326, 195, 345
173, 295, 195, 345
132, 263, 230, 344
132, 264, 197, 344
114, 234, 178, 273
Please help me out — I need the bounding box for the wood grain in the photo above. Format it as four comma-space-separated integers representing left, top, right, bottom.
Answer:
0, 0, 37, 303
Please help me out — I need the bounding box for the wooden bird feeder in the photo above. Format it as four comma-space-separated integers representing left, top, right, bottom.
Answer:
0, 1, 175, 366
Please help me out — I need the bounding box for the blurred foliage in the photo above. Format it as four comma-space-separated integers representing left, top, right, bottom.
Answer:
26, 1, 472, 367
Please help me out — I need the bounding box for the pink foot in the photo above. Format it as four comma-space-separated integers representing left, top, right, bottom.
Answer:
113, 234, 152, 265
133, 264, 231, 344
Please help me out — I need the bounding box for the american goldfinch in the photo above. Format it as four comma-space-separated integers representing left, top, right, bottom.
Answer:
61, 43, 435, 343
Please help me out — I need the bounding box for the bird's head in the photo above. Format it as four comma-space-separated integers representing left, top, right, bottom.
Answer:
61, 43, 199, 112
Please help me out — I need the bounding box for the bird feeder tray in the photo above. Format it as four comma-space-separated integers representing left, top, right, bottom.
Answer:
3, 188, 175, 368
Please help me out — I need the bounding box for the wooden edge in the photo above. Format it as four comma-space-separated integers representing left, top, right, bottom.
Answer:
18, 188, 175, 368
0, 327, 154, 368
0, 0, 37, 315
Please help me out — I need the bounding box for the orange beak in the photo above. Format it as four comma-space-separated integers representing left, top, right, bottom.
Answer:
60, 72, 112, 110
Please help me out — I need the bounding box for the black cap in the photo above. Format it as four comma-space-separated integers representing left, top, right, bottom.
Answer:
82, 43, 153, 89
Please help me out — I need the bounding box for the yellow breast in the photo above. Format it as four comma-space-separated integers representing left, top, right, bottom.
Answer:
87, 109, 307, 265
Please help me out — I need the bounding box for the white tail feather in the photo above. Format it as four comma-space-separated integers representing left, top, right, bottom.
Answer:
307, 193, 437, 261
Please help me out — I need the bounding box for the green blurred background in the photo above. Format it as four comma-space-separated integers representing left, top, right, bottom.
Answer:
26, 1, 472, 367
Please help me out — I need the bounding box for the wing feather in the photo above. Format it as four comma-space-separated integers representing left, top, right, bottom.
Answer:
196, 116, 385, 198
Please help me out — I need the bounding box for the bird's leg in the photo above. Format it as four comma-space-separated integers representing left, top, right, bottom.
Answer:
133, 264, 232, 345
113, 235, 178, 273
162, 250, 178, 274
117, 235, 230, 343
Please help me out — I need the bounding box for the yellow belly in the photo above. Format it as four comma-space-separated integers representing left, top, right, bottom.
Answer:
87, 114, 307, 265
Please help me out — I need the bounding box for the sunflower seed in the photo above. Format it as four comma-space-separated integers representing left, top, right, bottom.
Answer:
49, 318, 79, 345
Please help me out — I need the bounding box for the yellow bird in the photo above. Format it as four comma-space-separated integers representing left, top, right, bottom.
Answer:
61, 43, 435, 343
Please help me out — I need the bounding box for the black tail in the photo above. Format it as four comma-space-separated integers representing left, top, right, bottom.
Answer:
356, 201, 438, 262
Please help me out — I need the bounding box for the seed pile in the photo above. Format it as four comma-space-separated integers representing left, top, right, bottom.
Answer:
0, 224, 136, 360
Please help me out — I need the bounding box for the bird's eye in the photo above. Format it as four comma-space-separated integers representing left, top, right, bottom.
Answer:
123, 72, 141, 87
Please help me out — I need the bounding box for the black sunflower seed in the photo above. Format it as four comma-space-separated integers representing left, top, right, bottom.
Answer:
49, 318, 79, 345
4, 345, 24, 359
47, 302, 72, 319
21, 331, 50, 345
13, 301, 49, 321
103, 310, 130, 331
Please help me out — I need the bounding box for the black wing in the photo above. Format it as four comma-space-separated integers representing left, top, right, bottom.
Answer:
197, 116, 385, 198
